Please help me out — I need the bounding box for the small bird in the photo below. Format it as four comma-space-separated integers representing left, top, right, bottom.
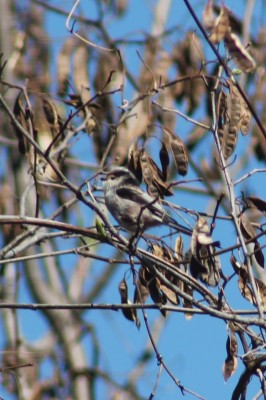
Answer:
101, 166, 192, 236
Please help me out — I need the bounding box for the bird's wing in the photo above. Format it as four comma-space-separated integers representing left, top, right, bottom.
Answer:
117, 186, 192, 236
116, 187, 164, 216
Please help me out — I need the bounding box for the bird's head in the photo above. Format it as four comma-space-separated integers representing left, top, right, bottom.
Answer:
101, 167, 139, 189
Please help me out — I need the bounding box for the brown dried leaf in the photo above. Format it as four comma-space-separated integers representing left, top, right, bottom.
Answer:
148, 277, 167, 316
174, 236, 184, 263
236, 264, 266, 310
162, 127, 188, 176
217, 90, 229, 145
127, 141, 142, 183
159, 281, 179, 305
119, 277, 140, 327
202, 0, 216, 32
222, 329, 238, 382
140, 148, 173, 198
190, 254, 209, 283
134, 267, 150, 304
209, 6, 230, 45
140, 148, 161, 198
13, 92, 30, 154
190, 217, 221, 286
225, 32, 256, 73
42, 96, 61, 137
239, 99, 251, 136
159, 141, 170, 181
152, 244, 180, 306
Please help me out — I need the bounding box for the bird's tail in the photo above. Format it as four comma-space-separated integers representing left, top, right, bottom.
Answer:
164, 214, 192, 236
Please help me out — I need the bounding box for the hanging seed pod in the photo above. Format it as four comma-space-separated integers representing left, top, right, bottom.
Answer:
162, 127, 188, 176
209, 6, 230, 45
224, 32, 256, 73
119, 277, 140, 328
220, 84, 240, 159
13, 92, 30, 154
222, 326, 238, 382
217, 90, 229, 146
202, 0, 216, 32
190, 217, 221, 286
239, 99, 251, 136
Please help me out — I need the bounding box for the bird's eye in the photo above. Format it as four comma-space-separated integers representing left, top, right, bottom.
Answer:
110, 175, 115, 180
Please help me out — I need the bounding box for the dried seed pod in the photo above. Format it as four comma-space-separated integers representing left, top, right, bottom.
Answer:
190, 217, 221, 286
140, 148, 173, 198
231, 257, 266, 310
13, 92, 30, 154
159, 141, 170, 181
219, 84, 240, 159
162, 127, 188, 176
222, 327, 238, 382
119, 277, 140, 328
239, 99, 251, 136
202, 0, 216, 32
127, 141, 142, 183
134, 266, 150, 305
224, 32, 256, 73
209, 6, 230, 45
217, 90, 229, 145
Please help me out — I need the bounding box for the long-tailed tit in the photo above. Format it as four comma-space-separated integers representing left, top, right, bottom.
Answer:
102, 167, 192, 236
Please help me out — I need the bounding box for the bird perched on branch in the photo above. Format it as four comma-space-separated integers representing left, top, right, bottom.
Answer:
101, 166, 192, 236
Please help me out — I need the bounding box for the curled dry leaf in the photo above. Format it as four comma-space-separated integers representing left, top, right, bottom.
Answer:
152, 244, 179, 307
140, 148, 173, 198
13, 91, 30, 154
162, 127, 188, 176
127, 141, 142, 183
134, 266, 151, 305
202, 0, 216, 32
119, 277, 140, 328
190, 217, 221, 286
159, 141, 170, 181
138, 242, 190, 312
222, 327, 238, 382
225, 32, 256, 73
209, 6, 230, 45
217, 90, 229, 146
231, 255, 266, 310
